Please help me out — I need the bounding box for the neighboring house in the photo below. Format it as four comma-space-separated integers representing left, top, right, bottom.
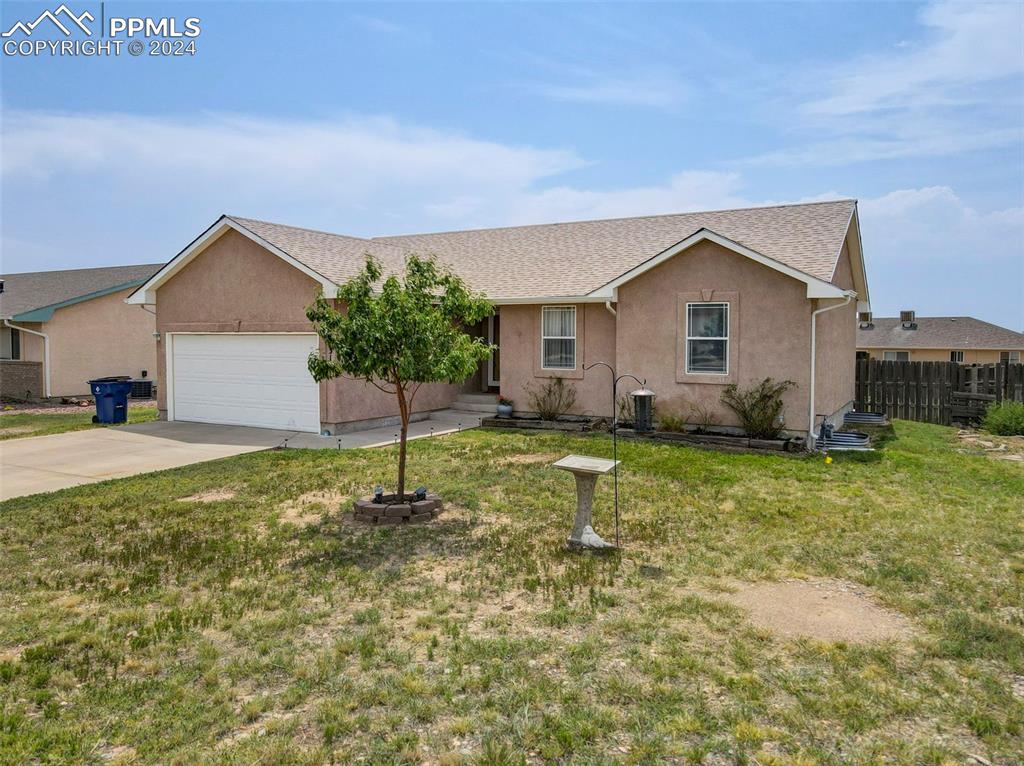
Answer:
128, 199, 869, 440
857, 313, 1024, 364
1, 264, 162, 399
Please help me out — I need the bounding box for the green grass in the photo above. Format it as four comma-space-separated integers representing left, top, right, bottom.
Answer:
0, 407, 158, 440
0, 421, 1021, 765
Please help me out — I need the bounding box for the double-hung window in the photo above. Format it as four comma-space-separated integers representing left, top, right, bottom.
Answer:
541, 306, 576, 369
685, 302, 729, 374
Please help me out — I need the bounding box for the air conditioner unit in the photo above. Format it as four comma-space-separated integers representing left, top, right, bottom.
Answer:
900, 310, 916, 329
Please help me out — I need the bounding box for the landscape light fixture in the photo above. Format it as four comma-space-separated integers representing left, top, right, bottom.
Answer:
373, 485, 384, 504
582, 362, 651, 548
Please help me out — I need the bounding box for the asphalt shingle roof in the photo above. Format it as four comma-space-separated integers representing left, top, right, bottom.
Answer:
1, 263, 163, 319
229, 199, 857, 300
857, 317, 1024, 350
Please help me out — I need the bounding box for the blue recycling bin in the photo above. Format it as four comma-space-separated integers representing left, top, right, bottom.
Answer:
89, 377, 133, 424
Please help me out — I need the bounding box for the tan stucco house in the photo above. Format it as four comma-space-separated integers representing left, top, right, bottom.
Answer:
1, 264, 161, 399
857, 314, 1023, 364
128, 199, 869, 442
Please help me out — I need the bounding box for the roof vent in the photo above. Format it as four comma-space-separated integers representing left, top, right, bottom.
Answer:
858, 311, 873, 329
900, 310, 917, 330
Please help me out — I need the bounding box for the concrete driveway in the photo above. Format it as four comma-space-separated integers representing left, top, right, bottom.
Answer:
0, 411, 483, 501
0, 421, 295, 501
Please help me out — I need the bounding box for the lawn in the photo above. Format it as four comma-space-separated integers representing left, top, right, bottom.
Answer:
0, 421, 1021, 765
0, 407, 159, 440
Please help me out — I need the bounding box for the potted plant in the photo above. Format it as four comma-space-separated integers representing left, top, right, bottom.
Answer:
496, 395, 514, 418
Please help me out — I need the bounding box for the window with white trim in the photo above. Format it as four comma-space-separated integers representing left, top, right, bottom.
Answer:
685, 302, 729, 374
1001, 351, 1021, 363
950, 350, 964, 363
541, 306, 576, 369
883, 351, 909, 361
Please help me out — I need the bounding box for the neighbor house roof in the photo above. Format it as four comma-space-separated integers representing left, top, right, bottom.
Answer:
858, 317, 1024, 350
2, 263, 163, 321
129, 200, 865, 305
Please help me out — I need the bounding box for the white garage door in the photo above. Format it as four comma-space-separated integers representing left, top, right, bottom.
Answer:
170, 334, 321, 432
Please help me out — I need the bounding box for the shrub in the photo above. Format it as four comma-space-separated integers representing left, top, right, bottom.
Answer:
720, 378, 795, 439
982, 400, 1024, 436
616, 393, 635, 425
657, 410, 687, 432
497, 395, 513, 407
526, 377, 577, 421
687, 401, 718, 433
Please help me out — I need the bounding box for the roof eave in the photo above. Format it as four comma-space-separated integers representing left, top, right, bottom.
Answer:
12, 278, 150, 322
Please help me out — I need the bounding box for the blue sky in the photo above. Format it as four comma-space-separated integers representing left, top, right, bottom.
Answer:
2, 1, 1022, 329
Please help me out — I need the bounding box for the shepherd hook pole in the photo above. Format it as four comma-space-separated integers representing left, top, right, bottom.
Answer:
583, 362, 645, 548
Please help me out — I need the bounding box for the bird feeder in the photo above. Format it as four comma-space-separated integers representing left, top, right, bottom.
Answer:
630, 387, 656, 433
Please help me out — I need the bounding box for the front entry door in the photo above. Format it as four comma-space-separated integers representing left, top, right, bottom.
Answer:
487, 314, 500, 387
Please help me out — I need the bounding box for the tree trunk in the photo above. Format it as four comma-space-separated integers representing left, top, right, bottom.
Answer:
395, 382, 409, 500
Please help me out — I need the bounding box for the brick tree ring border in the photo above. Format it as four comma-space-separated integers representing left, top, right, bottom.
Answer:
353, 494, 443, 525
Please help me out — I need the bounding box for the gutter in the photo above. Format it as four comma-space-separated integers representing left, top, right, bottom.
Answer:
808, 292, 855, 448
4, 319, 51, 398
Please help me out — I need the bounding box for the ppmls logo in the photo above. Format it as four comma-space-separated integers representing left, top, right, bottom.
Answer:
2, 4, 201, 58
1, 4, 93, 37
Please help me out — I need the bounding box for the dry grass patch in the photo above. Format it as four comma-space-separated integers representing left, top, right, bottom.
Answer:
718, 577, 917, 643
276, 489, 347, 527
177, 488, 237, 503
956, 429, 1024, 462
496, 451, 561, 466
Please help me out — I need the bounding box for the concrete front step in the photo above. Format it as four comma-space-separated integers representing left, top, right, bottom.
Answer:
452, 392, 498, 414
450, 401, 499, 413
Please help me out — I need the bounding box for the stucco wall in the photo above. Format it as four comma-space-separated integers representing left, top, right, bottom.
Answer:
498, 303, 617, 417
860, 348, 1021, 363
495, 240, 835, 433
38, 287, 158, 397
616, 239, 813, 432
154, 230, 458, 427
813, 242, 857, 422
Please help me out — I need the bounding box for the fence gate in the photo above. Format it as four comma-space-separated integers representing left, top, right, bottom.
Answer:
855, 360, 1024, 425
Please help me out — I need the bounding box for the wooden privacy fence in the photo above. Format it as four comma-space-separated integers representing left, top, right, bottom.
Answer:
855, 360, 1024, 425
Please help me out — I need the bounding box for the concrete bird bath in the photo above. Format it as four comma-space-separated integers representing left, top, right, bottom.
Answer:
552, 454, 619, 549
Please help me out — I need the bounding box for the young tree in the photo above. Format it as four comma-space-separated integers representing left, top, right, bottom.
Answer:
306, 255, 493, 499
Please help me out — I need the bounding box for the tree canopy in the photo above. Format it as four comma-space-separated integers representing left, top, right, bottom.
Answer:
306, 255, 493, 498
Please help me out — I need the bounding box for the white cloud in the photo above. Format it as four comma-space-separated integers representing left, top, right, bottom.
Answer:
534, 72, 690, 108
858, 186, 1024, 329
1, 110, 582, 194
804, 2, 1023, 117
496, 170, 748, 224
743, 1, 1024, 167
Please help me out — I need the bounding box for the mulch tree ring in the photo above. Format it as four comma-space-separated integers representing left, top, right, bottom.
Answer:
353, 493, 443, 525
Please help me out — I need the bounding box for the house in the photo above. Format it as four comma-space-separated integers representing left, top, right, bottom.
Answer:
857, 313, 1024, 364
1, 264, 162, 399
127, 199, 869, 441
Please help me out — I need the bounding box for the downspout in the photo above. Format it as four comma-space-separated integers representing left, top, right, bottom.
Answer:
604, 300, 616, 317
808, 293, 854, 448
4, 319, 51, 398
